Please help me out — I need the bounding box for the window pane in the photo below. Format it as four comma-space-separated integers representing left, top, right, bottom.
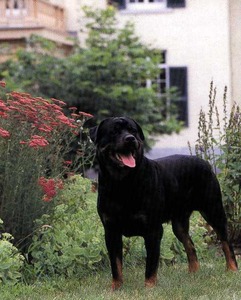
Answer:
109, 0, 126, 9
161, 51, 166, 64
160, 70, 166, 81
173, 100, 188, 124
169, 67, 188, 125
167, 0, 185, 8
169, 67, 187, 97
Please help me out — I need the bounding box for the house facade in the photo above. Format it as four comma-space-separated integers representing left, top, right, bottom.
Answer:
58, 0, 241, 136
0, 0, 75, 61
1, 0, 241, 138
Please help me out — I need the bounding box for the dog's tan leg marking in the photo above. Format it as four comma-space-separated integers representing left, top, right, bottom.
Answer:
183, 239, 200, 273
145, 273, 157, 288
222, 241, 238, 271
111, 258, 123, 291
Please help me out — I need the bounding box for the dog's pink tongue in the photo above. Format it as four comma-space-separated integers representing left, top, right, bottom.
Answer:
120, 154, 136, 168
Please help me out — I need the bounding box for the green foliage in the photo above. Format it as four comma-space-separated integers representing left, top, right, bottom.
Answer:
29, 175, 211, 279
0, 49, 63, 98
0, 7, 182, 147
29, 176, 107, 278
168, 213, 211, 264
63, 7, 182, 144
0, 220, 24, 285
0, 87, 93, 251
193, 82, 241, 245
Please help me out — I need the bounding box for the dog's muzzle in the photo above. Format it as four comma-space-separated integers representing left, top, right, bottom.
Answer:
114, 134, 139, 168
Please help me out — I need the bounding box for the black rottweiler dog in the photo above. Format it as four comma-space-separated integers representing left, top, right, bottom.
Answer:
90, 117, 238, 290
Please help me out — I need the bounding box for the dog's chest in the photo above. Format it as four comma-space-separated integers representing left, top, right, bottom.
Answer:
98, 190, 156, 237
102, 206, 148, 237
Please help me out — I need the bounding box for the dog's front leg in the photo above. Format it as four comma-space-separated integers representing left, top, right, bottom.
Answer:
105, 228, 123, 290
144, 226, 163, 288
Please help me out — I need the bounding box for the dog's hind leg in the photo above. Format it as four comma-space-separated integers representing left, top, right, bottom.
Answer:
200, 210, 238, 271
172, 217, 200, 272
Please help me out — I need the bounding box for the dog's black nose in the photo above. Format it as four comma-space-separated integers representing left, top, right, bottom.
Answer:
124, 135, 136, 143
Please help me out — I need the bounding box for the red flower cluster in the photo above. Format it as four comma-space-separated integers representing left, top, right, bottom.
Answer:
30, 137, 48, 148
0, 127, 10, 138
79, 111, 94, 118
0, 100, 10, 119
38, 177, 64, 202
0, 90, 93, 147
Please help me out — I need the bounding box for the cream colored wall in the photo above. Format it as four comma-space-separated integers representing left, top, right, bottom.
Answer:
115, 0, 231, 129
49, 0, 80, 32
229, 0, 241, 106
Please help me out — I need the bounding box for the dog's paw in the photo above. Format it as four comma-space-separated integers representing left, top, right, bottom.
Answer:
145, 276, 157, 288
226, 262, 238, 272
111, 279, 123, 291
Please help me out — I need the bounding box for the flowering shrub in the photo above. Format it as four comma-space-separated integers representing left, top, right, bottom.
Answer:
29, 175, 107, 278
0, 82, 94, 250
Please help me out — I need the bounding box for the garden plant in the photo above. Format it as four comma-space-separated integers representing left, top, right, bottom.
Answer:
0, 82, 94, 253
193, 82, 241, 247
0, 83, 209, 286
0, 82, 240, 298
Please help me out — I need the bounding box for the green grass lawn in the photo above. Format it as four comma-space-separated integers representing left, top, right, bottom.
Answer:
1, 259, 241, 300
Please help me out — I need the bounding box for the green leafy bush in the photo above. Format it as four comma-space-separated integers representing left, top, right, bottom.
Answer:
168, 213, 211, 264
0, 84, 93, 251
29, 176, 107, 278
28, 175, 211, 279
0, 219, 24, 285
193, 82, 241, 245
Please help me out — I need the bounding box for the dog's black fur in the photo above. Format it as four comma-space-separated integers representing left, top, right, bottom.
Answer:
90, 117, 238, 289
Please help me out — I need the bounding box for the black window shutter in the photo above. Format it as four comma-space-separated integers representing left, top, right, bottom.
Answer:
169, 67, 188, 125
109, 0, 126, 9
167, 0, 186, 8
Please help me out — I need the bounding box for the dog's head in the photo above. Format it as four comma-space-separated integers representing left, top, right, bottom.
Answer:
90, 117, 144, 173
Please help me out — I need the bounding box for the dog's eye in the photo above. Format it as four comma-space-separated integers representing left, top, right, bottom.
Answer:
112, 125, 122, 134
110, 130, 118, 137
129, 128, 137, 134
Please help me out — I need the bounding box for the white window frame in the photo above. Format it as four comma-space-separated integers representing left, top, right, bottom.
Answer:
157, 64, 172, 119
126, 0, 167, 11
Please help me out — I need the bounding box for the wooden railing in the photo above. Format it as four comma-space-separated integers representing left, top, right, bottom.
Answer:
0, 0, 66, 32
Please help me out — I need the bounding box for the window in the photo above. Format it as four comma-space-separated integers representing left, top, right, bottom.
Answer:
167, 67, 188, 125
129, 0, 164, 2
155, 53, 188, 125
127, 0, 166, 11
167, 0, 185, 8
108, 0, 185, 10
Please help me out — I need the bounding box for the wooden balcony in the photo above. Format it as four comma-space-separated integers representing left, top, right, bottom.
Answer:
0, 0, 74, 48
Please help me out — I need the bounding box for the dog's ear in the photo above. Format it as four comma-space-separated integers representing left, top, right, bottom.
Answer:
131, 119, 145, 141
89, 118, 111, 144
89, 126, 98, 144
